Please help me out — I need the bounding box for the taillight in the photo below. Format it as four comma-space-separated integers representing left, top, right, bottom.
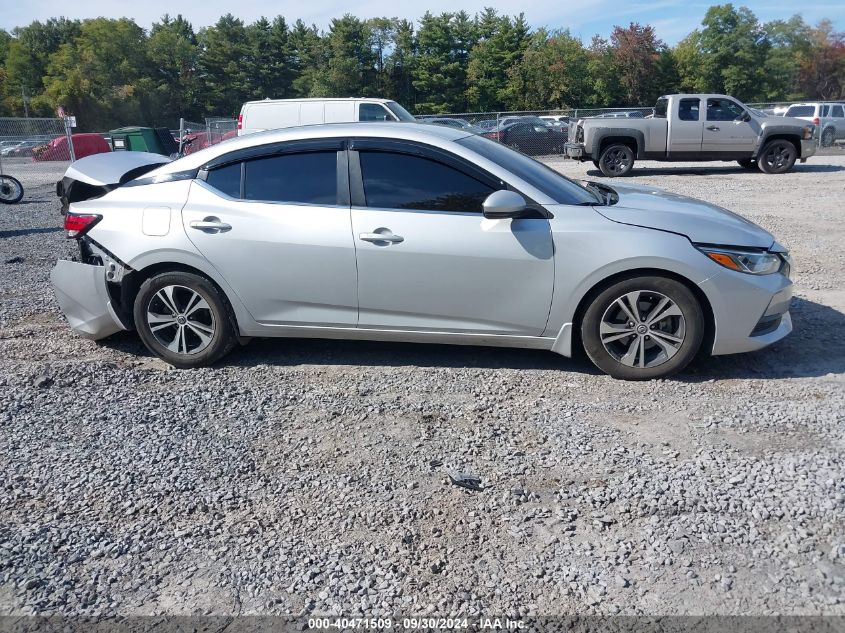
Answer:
64, 213, 101, 238
237, 114, 243, 130
484, 131, 502, 141
812, 117, 820, 126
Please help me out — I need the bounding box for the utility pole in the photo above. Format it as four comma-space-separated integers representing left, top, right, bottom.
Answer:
21, 86, 29, 119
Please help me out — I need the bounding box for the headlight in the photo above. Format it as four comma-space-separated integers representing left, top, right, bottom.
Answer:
803, 125, 815, 140
697, 246, 783, 275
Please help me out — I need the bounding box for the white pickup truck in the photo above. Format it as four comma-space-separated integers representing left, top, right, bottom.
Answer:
565, 94, 817, 176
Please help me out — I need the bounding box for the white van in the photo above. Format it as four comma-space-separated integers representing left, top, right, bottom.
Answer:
237, 98, 416, 135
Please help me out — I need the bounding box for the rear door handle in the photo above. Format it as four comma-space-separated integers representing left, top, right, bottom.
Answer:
360, 232, 404, 244
706, 125, 720, 131
190, 218, 231, 233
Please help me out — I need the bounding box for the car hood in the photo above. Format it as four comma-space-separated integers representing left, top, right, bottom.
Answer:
592, 182, 774, 248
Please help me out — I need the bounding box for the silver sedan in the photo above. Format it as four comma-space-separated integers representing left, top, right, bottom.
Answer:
51, 123, 793, 379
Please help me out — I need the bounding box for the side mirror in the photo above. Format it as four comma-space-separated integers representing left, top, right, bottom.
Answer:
482, 190, 529, 219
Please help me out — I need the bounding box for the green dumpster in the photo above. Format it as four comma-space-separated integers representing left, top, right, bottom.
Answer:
108, 126, 179, 156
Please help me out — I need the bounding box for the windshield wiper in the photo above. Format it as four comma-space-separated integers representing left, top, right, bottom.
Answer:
579, 181, 608, 205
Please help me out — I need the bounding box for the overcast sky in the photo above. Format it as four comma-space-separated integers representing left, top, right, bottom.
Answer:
3, 0, 844, 45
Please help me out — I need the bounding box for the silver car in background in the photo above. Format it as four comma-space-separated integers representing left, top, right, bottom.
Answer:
51, 123, 793, 380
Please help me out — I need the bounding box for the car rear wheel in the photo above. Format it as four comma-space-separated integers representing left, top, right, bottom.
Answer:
134, 271, 237, 368
737, 158, 758, 170
598, 143, 635, 177
581, 276, 704, 380
757, 139, 797, 174
821, 127, 835, 147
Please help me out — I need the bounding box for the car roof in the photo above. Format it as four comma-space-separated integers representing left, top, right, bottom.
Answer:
786, 102, 844, 107
243, 97, 393, 106
154, 122, 470, 174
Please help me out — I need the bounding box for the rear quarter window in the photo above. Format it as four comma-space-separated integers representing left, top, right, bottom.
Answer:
205, 162, 242, 198
785, 105, 816, 117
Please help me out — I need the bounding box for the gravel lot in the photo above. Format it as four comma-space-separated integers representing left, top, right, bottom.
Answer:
1, 154, 843, 618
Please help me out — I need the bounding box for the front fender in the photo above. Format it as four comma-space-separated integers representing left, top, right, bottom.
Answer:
543, 208, 721, 355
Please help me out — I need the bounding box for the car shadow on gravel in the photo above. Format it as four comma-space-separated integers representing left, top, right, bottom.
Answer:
99, 299, 841, 380
682, 296, 845, 381
0, 227, 62, 239
585, 164, 845, 177
227, 338, 602, 373
102, 329, 601, 373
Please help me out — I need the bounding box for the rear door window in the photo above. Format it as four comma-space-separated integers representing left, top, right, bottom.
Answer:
678, 98, 700, 121
243, 151, 337, 205
359, 151, 494, 213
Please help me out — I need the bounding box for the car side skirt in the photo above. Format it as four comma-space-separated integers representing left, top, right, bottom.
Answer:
239, 323, 558, 352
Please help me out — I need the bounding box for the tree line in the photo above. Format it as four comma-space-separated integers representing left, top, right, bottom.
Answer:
0, 5, 842, 131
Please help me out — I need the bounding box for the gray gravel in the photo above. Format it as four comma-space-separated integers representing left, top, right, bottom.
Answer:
1, 156, 844, 617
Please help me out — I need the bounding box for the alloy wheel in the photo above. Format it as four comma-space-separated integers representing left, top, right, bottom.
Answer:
146, 285, 216, 355
763, 143, 793, 171
599, 290, 686, 369
822, 128, 835, 147
602, 148, 632, 175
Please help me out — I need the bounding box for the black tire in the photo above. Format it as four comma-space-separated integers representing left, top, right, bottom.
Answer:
581, 276, 705, 380
598, 143, 635, 177
757, 139, 797, 174
0, 175, 24, 204
821, 127, 835, 148
737, 158, 758, 170
134, 271, 237, 368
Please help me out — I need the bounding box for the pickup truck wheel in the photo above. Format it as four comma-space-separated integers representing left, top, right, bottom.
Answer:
598, 144, 635, 177
581, 276, 704, 380
737, 158, 758, 170
821, 128, 835, 147
757, 139, 797, 174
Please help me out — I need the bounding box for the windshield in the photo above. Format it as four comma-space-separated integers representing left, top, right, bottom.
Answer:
385, 101, 416, 122
456, 134, 601, 206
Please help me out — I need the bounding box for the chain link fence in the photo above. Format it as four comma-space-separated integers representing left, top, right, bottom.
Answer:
178, 118, 238, 155
0, 117, 71, 192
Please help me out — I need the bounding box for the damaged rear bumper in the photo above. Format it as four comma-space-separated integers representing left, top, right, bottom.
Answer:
50, 260, 126, 340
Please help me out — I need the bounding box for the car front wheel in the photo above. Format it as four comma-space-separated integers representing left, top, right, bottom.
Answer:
598, 143, 635, 177
581, 276, 705, 380
757, 139, 797, 174
134, 271, 237, 368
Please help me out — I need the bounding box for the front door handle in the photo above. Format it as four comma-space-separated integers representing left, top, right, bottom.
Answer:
360, 231, 404, 244
190, 218, 232, 233
706, 125, 720, 131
